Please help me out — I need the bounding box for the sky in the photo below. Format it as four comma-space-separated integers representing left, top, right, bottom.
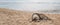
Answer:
0, 0, 60, 2
0, 0, 60, 11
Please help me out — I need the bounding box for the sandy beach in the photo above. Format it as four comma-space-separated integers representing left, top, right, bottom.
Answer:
0, 8, 60, 25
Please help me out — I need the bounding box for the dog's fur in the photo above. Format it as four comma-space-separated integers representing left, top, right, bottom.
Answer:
32, 13, 51, 22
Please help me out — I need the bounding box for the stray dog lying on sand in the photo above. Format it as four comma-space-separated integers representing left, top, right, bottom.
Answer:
32, 13, 52, 22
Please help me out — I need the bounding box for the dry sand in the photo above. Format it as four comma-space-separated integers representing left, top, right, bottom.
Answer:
0, 8, 60, 25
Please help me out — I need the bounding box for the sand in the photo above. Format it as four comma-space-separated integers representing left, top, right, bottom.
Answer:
0, 8, 60, 25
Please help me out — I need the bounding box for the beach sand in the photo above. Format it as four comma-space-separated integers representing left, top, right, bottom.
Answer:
0, 8, 60, 25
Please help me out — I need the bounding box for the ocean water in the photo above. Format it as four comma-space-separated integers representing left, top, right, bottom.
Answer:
0, 0, 60, 12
